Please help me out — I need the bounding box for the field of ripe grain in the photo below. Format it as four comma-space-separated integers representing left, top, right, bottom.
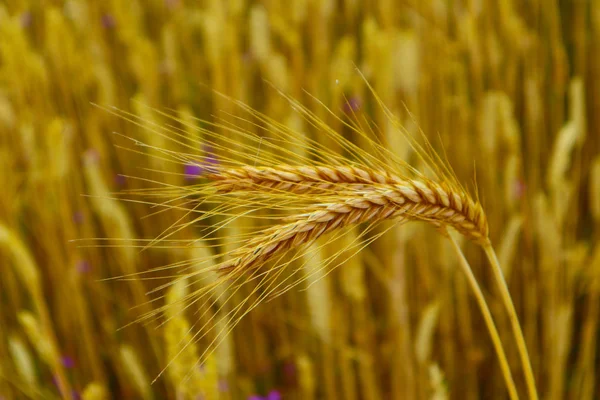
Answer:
1, 1, 599, 399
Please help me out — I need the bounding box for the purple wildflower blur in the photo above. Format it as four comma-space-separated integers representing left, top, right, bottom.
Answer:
101, 14, 116, 29
165, 0, 181, 10
61, 356, 75, 369
248, 390, 281, 400
343, 96, 362, 114
267, 390, 282, 400
114, 174, 127, 187
218, 379, 229, 392
84, 149, 100, 165
184, 163, 203, 180
184, 145, 219, 179
76, 260, 92, 274
73, 211, 85, 225
20, 11, 32, 28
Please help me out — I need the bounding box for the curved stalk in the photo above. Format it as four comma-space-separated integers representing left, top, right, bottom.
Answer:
448, 231, 518, 400
484, 242, 538, 400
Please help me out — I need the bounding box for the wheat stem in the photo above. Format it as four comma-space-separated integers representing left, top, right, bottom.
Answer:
448, 232, 518, 400
484, 242, 538, 400
0, 224, 72, 400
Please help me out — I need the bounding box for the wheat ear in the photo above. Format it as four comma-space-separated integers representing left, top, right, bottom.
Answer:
207, 164, 401, 193
0, 224, 72, 400
217, 176, 488, 275
208, 166, 528, 398
211, 164, 538, 399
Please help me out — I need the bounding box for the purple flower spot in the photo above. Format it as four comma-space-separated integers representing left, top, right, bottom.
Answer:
343, 96, 362, 114
184, 154, 219, 180
247, 390, 281, 400
73, 211, 85, 225
514, 180, 526, 200
20, 12, 32, 28
184, 163, 203, 180
71, 391, 81, 400
115, 175, 127, 187
218, 379, 229, 392
184, 144, 220, 180
203, 157, 219, 174
84, 149, 100, 165
267, 390, 281, 400
165, 0, 181, 10
205, 153, 218, 165
201, 144, 219, 173
283, 361, 296, 378
61, 356, 76, 369
101, 14, 116, 29
159, 60, 173, 76
242, 52, 254, 64
76, 260, 92, 274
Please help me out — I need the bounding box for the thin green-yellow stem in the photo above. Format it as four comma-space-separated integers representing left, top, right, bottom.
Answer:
484, 242, 538, 400
448, 232, 519, 400
32, 288, 71, 400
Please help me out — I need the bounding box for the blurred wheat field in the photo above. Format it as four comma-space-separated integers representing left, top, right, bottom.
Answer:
1, 0, 599, 399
